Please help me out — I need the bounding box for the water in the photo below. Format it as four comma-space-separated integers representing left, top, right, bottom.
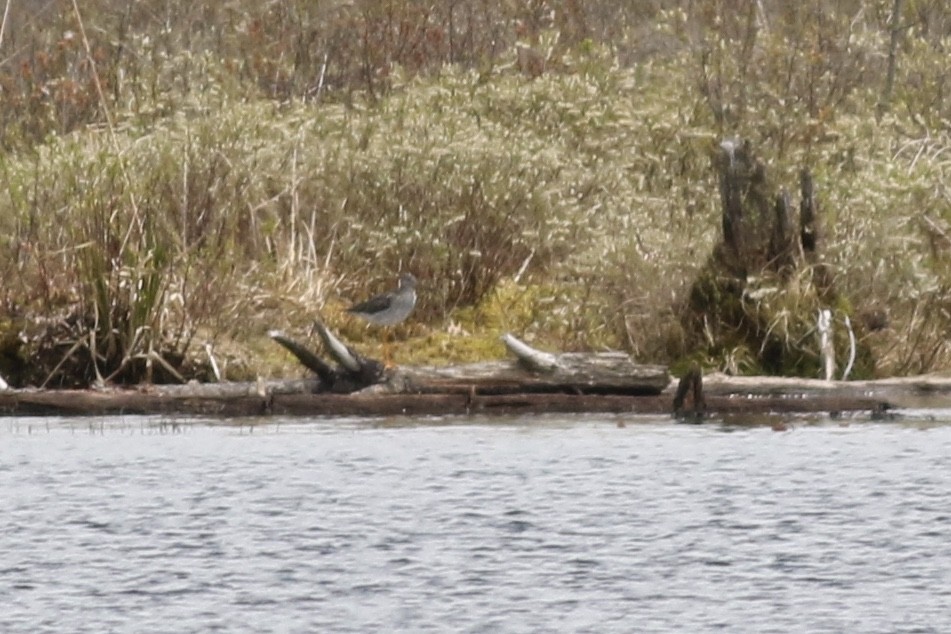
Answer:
3, 413, 951, 633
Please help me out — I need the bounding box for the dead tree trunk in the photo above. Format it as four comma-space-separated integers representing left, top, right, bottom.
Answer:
682, 139, 873, 377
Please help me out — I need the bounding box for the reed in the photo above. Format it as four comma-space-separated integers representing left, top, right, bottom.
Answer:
0, 0, 949, 384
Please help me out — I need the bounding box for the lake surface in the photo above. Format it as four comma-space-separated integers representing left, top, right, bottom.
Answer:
3, 412, 951, 633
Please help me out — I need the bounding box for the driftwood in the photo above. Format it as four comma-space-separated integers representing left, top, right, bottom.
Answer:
3, 323, 945, 419
270, 327, 671, 396
3, 371, 942, 419
268, 323, 384, 393
0, 329, 674, 417
1, 323, 934, 418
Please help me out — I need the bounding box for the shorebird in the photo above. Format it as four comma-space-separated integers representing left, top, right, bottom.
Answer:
346, 273, 417, 365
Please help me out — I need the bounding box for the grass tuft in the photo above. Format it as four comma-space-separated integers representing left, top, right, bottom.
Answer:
1, 1, 950, 383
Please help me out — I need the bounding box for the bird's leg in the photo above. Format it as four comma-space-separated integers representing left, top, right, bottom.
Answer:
381, 329, 391, 368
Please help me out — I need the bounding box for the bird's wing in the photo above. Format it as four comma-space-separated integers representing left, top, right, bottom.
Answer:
347, 292, 393, 314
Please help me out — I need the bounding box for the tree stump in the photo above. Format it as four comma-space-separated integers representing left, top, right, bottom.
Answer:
682, 139, 873, 377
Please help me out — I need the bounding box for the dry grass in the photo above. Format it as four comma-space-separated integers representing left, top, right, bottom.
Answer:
1, 0, 950, 384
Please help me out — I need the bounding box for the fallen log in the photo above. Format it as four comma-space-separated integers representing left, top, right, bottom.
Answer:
270, 328, 671, 396
0, 331, 674, 416
3, 329, 943, 419
699, 372, 951, 409
0, 381, 907, 418
4, 367, 942, 418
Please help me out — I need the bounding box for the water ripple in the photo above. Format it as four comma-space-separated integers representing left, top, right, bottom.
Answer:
3, 417, 951, 632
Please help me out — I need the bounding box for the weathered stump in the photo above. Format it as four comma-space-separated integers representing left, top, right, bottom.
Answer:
682, 139, 873, 377
672, 364, 706, 420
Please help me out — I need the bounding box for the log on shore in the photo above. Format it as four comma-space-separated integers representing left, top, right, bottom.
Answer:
1, 373, 939, 418
699, 373, 951, 409
0, 332, 681, 417
386, 356, 670, 396
3, 329, 946, 418
0, 385, 898, 418
269, 328, 671, 396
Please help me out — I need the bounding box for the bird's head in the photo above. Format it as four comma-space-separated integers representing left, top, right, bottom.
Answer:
398, 273, 418, 290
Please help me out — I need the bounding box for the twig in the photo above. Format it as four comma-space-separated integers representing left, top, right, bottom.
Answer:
0, 0, 12, 51
877, 0, 904, 120
205, 342, 222, 382
40, 338, 86, 389
70, 0, 142, 252
842, 315, 856, 381
817, 309, 835, 381
513, 249, 535, 284
145, 351, 186, 383
316, 52, 328, 101
89, 299, 107, 387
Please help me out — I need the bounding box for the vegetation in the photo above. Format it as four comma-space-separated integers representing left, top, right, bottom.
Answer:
0, 0, 949, 386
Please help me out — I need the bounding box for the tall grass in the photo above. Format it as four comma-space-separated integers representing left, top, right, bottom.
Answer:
0, 0, 950, 383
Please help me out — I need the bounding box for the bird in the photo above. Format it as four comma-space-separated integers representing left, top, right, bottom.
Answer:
346, 273, 417, 366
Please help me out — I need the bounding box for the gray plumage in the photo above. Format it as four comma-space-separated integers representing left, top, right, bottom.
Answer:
346, 273, 417, 326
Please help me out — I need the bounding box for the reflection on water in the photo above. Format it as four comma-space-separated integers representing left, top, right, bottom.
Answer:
3, 413, 951, 633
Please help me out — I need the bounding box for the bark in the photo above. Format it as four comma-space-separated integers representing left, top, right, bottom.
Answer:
683, 139, 870, 376
0, 374, 924, 418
